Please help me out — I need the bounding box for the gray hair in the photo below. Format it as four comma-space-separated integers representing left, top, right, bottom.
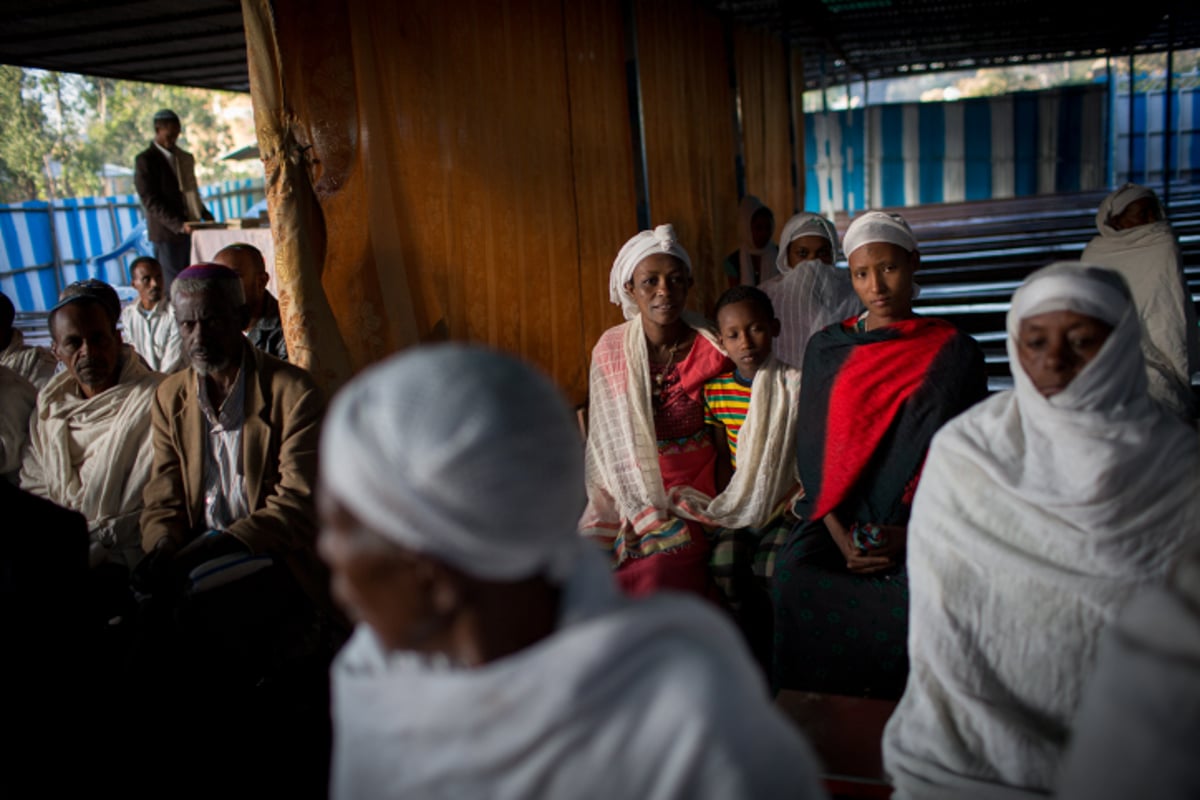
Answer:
171, 275, 246, 313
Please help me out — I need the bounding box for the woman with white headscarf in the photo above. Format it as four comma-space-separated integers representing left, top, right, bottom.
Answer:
580, 224, 732, 598
771, 211, 987, 699
759, 211, 862, 368
882, 264, 1200, 800
1081, 183, 1199, 421
722, 195, 780, 287
320, 344, 828, 800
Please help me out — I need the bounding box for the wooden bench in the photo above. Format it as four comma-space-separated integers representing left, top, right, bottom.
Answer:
775, 690, 897, 799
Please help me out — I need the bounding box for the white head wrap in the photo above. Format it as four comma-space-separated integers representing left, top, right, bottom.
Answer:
1099, 184, 1156, 225
842, 211, 918, 259
775, 212, 839, 275
609, 224, 692, 320
1007, 262, 1145, 412
321, 344, 586, 583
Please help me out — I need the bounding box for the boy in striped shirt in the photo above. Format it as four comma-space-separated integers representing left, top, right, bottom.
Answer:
704, 286, 781, 485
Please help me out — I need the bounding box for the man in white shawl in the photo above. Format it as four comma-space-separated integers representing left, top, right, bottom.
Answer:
723, 194, 780, 287
760, 212, 862, 368
1, 290, 58, 389
0, 364, 36, 483
1080, 183, 1199, 420
21, 279, 163, 570
320, 343, 828, 800
882, 263, 1200, 799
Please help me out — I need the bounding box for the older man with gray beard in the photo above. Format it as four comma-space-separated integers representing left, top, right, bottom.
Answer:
132, 264, 337, 794
135, 264, 336, 687
138, 263, 326, 606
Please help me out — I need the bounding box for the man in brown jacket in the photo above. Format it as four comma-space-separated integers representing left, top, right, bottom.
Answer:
132, 264, 337, 793
135, 264, 332, 671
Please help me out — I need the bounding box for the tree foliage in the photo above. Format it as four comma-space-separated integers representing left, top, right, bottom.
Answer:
0, 66, 240, 203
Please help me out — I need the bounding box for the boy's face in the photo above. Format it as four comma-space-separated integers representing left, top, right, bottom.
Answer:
717, 300, 779, 380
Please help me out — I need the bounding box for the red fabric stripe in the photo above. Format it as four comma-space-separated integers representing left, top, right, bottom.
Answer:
811, 319, 956, 521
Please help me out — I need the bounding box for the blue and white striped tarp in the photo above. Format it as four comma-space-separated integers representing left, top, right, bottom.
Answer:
806, 85, 1112, 216
0, 178, 264, 313
1115, 87, 1200, 185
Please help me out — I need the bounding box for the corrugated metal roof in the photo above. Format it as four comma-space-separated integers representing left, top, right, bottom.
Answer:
0, 1, 1198, 93
711, 0, 1200, 87
0, 0, 248, 91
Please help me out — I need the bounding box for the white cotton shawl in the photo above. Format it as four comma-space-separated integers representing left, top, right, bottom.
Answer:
761, 263, 861, 369
1056, 544, 1200, 800
734, 195, 779, 286
670, 354, 804, 528
19, 347, 163, 569
882, 265, 1200, 800
0, 329, 58, 390
580, 314, 722, 543
0, 364, 36, 480
330, 546, 827, 800
1081, 189, 1199, 418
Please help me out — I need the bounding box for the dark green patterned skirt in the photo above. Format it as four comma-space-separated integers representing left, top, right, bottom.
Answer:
770, 518, 909, 699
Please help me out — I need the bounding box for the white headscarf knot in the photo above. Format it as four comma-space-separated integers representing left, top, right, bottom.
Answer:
609, 224, 692, 320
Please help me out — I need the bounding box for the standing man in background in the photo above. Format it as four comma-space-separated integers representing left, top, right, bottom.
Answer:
134, 109, 214, 290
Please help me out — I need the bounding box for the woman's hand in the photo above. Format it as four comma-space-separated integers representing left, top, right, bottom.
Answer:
824, 513, 906, 574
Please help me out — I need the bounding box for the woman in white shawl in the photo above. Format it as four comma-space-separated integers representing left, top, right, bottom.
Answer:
320, 344, 827, 800
1081, 183, 1198, 421
580, 224, 731, 598
882, 263, 1200, 800
760, 212, 862, 369
722, 195, 780, 287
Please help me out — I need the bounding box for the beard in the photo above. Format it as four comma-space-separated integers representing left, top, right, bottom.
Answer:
188, 350, 232, 376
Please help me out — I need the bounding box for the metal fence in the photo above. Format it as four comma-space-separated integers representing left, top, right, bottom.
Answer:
0, 177, 264, 313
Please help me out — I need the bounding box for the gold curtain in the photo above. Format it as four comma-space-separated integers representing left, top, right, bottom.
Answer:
242, 0, 355, 394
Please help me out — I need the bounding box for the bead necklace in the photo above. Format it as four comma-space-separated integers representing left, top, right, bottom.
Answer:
651, 334, 684, 405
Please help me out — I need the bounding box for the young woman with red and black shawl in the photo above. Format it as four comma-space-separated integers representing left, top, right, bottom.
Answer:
771, 212, 987, 699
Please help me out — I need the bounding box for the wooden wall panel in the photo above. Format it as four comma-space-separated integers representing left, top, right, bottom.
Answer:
268, 0, 620, 402
736, 27, 794, 221
636, 0, 739, 317
564, 0, 640, 381
260, 0, 770, 400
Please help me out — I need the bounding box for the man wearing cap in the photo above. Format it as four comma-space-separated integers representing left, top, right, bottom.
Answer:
134, 109, 214, 289
1, 290, 58, 389
136, 264, 327, 650
20, 279, 165, 570
0, 364, 36, 484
